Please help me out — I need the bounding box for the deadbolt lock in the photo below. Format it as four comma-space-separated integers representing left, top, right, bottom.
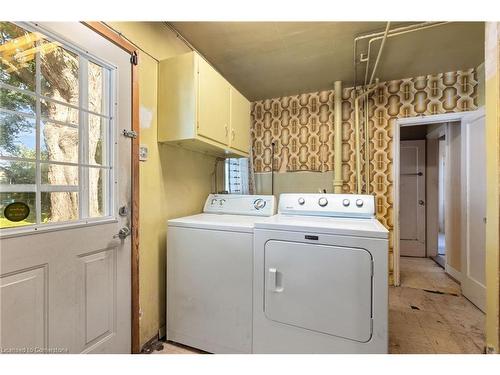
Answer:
118, 205, 129, 217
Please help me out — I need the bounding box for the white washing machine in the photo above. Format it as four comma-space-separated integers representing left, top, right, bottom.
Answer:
253, 193, 389, 353
167, 194, 276, 354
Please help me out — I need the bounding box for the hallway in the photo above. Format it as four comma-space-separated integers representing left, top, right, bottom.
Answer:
389, 257, 485, 354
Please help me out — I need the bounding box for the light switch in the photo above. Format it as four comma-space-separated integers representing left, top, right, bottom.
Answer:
139, 145, 148, 161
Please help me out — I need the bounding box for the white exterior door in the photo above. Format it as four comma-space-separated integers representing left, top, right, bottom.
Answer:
400, 140, 426, 257
0, 22, 132, 353
461, 109, 486, 312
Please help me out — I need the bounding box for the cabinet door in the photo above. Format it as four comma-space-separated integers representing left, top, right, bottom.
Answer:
197, 57, 230, 145
230, 88, 251, 154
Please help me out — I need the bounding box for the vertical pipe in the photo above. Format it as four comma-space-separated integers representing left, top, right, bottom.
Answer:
354, 80, 379, 194
354, 96, 362, 194
271, 142, 275, 196
333, 80, 343, 193
364, 92, 370, 194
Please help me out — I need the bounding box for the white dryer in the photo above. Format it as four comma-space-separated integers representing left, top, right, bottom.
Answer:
253, 193, 389, 353
167, 194, 276, 354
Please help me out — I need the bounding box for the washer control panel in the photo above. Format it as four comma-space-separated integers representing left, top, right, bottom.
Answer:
204, 194, 276, 216
279, 193, 375, 218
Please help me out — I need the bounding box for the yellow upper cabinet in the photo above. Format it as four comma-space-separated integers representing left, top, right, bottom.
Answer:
158, 51, 250, 157
229, 87, 251, 154
197, 56, 230, 146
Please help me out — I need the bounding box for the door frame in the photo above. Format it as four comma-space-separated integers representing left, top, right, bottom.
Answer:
460, 107, 487, 311
393, 110, 479, 287
82, 22, 140, 354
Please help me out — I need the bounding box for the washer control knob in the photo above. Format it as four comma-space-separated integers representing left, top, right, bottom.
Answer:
298, 197, 305, 205
356, 199, 364, 207
211, 198, 218, 205
219, 199, 226, 206
318, 197, 328, 207
342, 199, 350, 207
254, 198, 266, 210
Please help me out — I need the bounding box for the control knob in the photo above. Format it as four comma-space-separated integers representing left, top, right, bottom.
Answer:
356, 199, 364, 207
318, 197, 328, 207
254, 198, 266, 210
342, 199, 350, 207
298, 197, 305, 205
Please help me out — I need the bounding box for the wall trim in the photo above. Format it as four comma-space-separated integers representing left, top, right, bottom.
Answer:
445, 263, 463, 284
82, 21, 141, 354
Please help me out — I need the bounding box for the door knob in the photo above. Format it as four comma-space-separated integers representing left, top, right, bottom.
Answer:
419, 200, 425, 206
114, 226, 131, 240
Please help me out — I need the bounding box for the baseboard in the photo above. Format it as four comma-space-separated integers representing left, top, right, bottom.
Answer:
445, 263, 462, 283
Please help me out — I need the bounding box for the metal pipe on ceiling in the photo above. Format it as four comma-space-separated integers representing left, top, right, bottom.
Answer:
353, 21, 451, 195
362, 21, 449, 87
353, 21, 450, 89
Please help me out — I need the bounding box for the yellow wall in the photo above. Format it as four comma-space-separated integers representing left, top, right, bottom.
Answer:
484, 22, 500, 353
107, 22, 220, 347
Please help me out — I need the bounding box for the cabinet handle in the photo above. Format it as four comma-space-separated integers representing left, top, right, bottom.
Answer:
231, 129, 235, 140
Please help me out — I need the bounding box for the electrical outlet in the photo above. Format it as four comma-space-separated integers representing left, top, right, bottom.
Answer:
139, 145, 148, 161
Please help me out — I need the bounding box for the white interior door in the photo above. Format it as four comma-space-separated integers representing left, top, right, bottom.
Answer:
400, 140, 426, 257
461, 109, 486, 312
0, 22, 132, 353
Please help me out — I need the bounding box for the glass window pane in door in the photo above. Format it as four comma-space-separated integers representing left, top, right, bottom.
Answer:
0, 112, 36, 158
0, 192, 36, 228
40, 121, 78, 163
41, 191, 78, 223
0, 22, 37, 92
88, 167, 108, 218
0, 159, 36, 184
40, 39, 79, 106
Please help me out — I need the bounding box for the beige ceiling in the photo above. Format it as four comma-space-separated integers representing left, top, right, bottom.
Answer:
169, 22, 485, 101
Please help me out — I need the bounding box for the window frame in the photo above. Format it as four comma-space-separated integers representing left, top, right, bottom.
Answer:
224, 157, 249, 194
0, 21, 119, 236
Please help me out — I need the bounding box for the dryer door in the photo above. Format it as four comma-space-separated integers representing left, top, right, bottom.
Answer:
264, 240, 373, 342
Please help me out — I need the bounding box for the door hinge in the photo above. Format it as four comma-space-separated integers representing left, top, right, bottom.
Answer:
122, 129, 138, 139
130, 51, 138, 66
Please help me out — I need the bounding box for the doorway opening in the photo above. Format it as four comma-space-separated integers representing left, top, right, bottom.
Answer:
398, 120, 463, 285
391, 110, 487, 353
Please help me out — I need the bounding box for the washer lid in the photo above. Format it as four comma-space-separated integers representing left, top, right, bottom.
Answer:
254, 214, 389, 239
168, 213, 273, 233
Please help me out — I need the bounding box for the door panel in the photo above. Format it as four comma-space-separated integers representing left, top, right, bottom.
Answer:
79, 248, 116, 350
264, 240, 373, 342
0, 22, 131, 353
400, 140, 426, 257
197, 57, 230, 145
0, 266, 47, 352
230, 88, 250, 153
461, 110, 486, 311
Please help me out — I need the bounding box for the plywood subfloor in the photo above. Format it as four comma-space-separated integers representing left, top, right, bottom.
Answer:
390, 257, 485, 354
154, 257, 485, 354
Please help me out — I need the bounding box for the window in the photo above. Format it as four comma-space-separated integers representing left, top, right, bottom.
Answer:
0, 22, 115, 230
225, 158, 249, 194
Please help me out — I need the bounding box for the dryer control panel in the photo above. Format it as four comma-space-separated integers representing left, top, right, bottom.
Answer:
278, 193, 375, 218
204, 194, 276, 216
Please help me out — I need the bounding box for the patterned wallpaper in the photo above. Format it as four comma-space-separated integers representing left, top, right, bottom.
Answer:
251, 68, 479, 282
